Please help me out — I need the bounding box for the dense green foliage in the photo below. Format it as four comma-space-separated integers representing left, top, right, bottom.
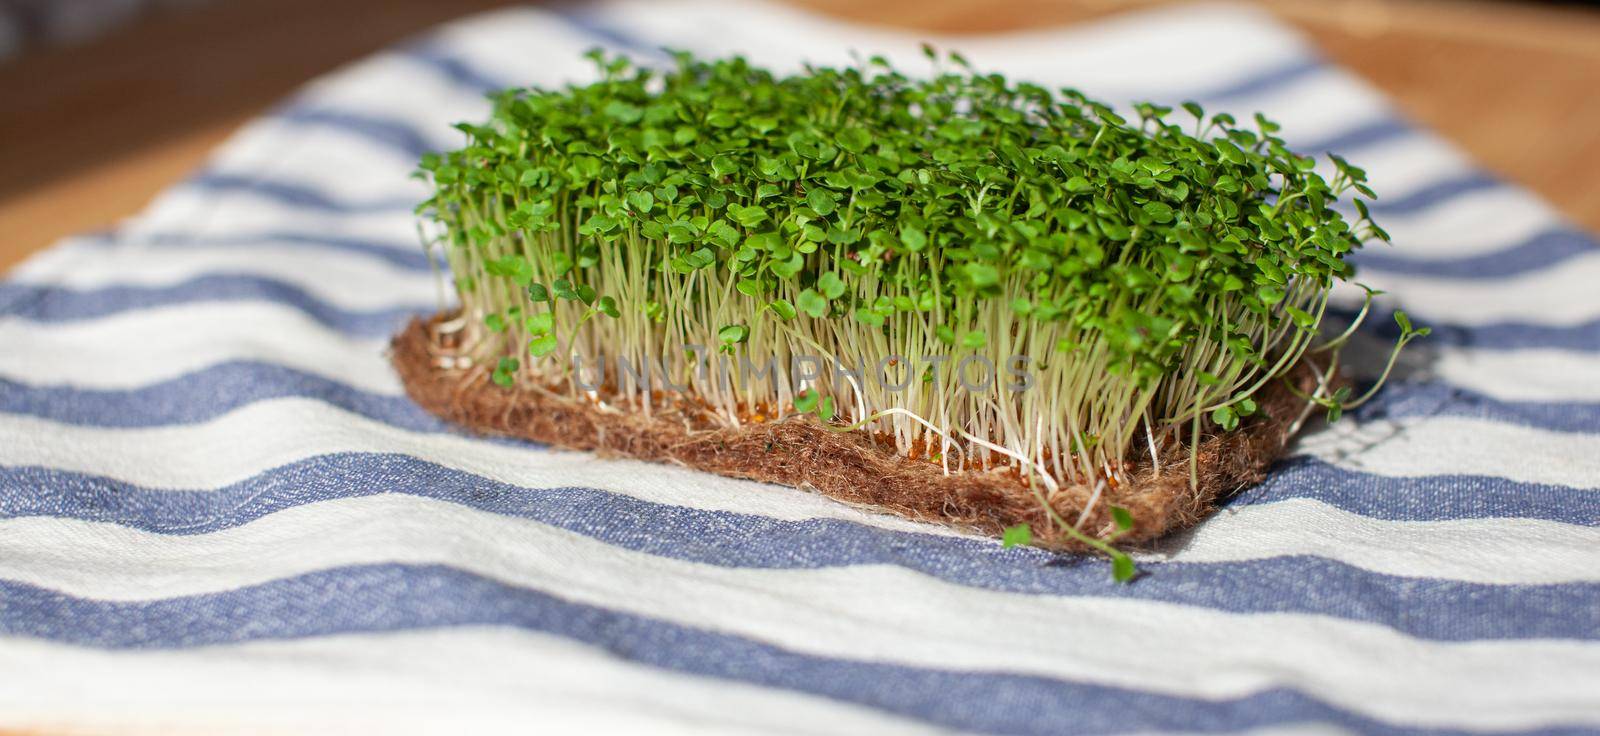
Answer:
417, 50, 1410, 566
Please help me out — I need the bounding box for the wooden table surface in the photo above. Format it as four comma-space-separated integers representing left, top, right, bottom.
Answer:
1, 0, 1597, 273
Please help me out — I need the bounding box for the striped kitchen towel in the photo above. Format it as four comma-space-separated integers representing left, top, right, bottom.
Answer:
2, 1, 1598, 733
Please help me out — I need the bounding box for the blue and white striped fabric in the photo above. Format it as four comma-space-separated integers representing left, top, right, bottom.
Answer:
3, 1, 1598, 733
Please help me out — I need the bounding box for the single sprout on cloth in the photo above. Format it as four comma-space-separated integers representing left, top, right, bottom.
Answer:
396, 49, 1420, 581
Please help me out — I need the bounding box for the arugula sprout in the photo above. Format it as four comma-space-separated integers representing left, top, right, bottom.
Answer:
417, 50, 1413, 581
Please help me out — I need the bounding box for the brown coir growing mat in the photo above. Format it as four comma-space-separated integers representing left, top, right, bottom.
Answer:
392, 313, 1318, 551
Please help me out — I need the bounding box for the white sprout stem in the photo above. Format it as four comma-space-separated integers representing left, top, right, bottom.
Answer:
959, 429, 1059, 495
1143, 409, 1162, 476
1074, 478, 1107, 531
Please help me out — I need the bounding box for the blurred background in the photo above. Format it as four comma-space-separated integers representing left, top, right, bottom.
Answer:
1, 0, 1597, 272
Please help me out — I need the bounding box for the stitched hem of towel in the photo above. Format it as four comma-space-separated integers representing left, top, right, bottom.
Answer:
392, 313, 1318, 551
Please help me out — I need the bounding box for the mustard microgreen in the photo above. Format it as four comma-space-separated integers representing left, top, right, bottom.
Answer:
418, 50, 1413, 582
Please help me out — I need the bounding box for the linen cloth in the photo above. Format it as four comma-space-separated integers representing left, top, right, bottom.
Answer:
2, 1, 1598, 733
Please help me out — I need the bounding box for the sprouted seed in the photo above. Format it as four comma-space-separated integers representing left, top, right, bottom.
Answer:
416, 49, 1419, 580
